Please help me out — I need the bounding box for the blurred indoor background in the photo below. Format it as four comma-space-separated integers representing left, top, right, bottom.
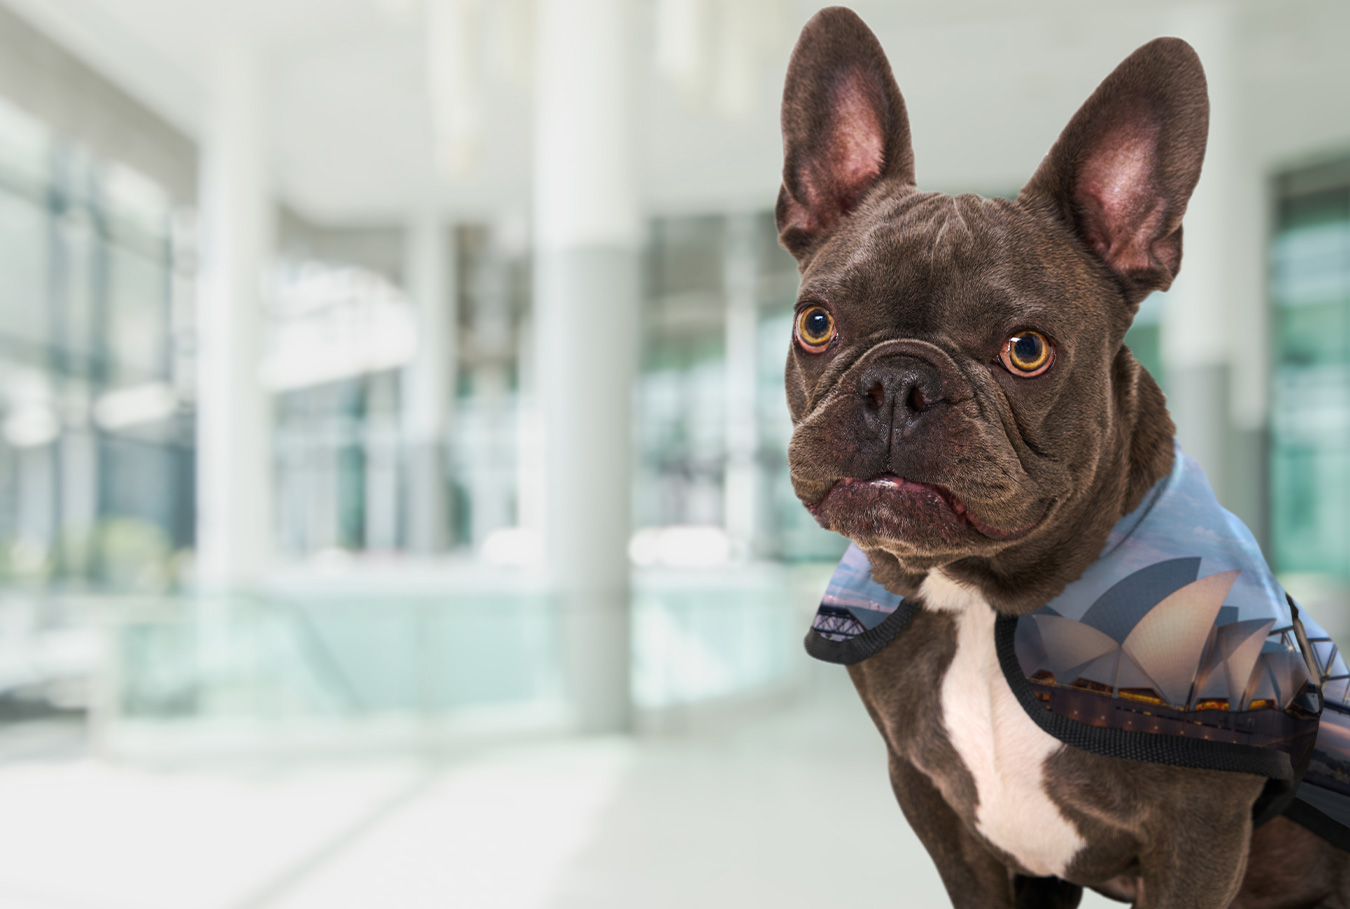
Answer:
0, 0, 1345, 907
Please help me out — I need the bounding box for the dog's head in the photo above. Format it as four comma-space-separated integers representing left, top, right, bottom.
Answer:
778, 8, 1207, 611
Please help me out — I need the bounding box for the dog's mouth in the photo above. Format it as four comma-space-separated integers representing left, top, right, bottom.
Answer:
807, 475, 1039, 544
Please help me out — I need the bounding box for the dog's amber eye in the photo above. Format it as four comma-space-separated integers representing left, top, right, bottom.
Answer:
1001, 330, 1053, 376
796, 306, 836, 352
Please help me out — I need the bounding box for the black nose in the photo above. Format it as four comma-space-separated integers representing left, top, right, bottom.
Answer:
858, 359, 947, 437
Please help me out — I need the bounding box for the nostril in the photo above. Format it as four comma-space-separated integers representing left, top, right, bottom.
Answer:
908, 384, 928, 413
866, 380, 886, 410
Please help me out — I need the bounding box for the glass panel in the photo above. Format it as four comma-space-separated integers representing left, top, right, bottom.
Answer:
275, 375, 372, 556
648, 214, 726, 299
1271, 446, 1350, 575
634, 334, 727, 530
0, 122, 183, 593
57, 206, 99, 374
102, 160, 171, 248
111, 591, 564, 722
0, 188, 51, 360
105, 242, 169, 384
1271, 182, 1350, 581
636, 212, 846, 566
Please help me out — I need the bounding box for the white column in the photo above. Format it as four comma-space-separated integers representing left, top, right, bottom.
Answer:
401, 205, 454, 554
468, 231, 513, 547
1211, 21, 1271, 542
196, 48, 274, 588
1162, 5, 1267, 532
59, 428, 98, 571
516, 311, 542, 546
723, 212, 760, 561
534, 0, 639, 732
364, 372, 401, 552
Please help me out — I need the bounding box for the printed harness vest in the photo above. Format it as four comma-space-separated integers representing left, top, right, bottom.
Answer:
804, 442, 1350, 851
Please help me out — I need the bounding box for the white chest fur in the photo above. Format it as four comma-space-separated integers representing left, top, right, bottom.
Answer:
920, 572, 1085, 878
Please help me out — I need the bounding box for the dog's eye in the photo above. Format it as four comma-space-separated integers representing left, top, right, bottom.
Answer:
796, 306, 836, 352
1001, 330, 1054, 376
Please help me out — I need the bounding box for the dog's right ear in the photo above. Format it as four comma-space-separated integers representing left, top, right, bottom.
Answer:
776, 7, 914, 263
1019, 38, 1208, 305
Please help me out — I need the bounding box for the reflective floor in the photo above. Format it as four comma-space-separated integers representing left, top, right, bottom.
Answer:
0, 671, 1119, 909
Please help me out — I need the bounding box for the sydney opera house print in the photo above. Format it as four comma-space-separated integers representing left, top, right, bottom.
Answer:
1013, 557, 1321, 752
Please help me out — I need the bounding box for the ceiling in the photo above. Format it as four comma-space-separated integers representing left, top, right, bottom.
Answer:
5, 0, 1350, 227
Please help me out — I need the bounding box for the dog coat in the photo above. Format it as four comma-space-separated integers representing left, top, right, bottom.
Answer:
804, 442, 1350, 850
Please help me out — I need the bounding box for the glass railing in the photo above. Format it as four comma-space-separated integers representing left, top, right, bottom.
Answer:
11, 562, 832, 758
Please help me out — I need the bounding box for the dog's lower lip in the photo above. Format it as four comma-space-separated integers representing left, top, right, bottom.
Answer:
811, 475, 1035, 541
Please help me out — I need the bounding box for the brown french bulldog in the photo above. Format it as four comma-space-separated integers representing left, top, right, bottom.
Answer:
776, 8, 1350, 908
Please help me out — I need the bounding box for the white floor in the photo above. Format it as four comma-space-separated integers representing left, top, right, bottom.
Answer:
0, 674, 1119, 909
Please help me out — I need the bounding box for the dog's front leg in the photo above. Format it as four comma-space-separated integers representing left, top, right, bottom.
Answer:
887, 751, 1019, 908
1133, 802, 1254, 909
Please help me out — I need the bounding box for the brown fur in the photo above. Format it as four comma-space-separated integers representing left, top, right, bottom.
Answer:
777, 7, 1349, 907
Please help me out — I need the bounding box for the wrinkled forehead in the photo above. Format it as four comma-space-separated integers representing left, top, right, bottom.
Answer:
798, 190, 1123, 336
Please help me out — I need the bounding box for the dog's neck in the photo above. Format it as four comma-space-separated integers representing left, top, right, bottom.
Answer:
866, 346, 1176, 615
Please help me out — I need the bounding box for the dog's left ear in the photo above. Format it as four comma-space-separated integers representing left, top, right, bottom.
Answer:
1020, 38, 1208, 304
776, 7, 914, 263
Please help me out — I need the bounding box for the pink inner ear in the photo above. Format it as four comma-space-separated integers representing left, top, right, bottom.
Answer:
827, 70, 886, 193
1076, 120, 1167, 274
797, 69, 885, 230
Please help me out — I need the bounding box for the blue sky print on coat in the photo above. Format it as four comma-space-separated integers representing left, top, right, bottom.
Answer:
1033, 444, 1287, 629
811, 543, 904, 641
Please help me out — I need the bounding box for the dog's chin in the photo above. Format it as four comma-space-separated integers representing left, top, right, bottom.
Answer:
806, 475, 1040, 550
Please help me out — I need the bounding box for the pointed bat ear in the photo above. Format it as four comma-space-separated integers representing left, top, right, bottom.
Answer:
776, 7, 915, 263
1019, 38, 1209, 305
